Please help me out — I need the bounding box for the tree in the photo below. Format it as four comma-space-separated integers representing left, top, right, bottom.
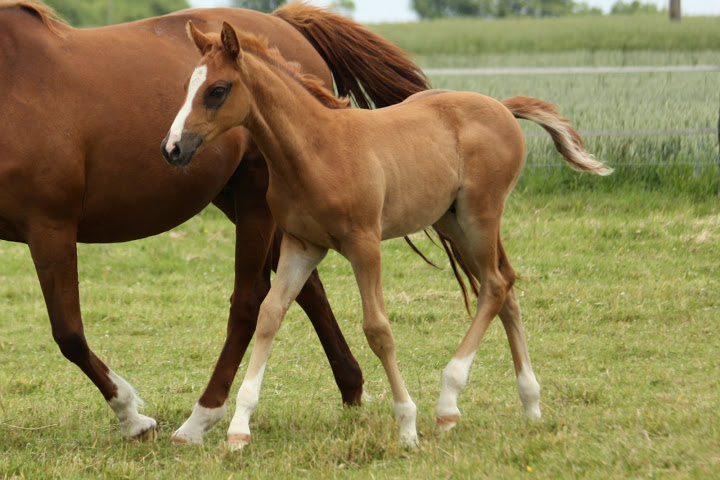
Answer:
329, 0, 356, 17
231, 0, 287, 13
610, 1, 661, 14
44, 0, 190, 27
412, 0, 576, 19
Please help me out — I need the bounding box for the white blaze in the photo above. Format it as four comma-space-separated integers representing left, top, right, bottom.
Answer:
165, 65, 208, 153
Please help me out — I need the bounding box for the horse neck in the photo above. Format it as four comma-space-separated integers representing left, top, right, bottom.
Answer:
241, 54, 335, 179
1, 6, 67, 81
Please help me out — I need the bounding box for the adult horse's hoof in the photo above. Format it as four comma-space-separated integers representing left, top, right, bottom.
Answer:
226, 433, 251, 451
436, 414, 460, 432
342, 386, 364, 407
130, 425, 158, 442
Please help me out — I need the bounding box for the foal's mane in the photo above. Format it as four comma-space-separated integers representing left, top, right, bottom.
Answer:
0, 0, 67, 36
229, 29, 350, 110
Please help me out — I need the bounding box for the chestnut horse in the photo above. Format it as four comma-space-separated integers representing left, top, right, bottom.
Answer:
164, 23, 612, 449
0, 1, 430, 443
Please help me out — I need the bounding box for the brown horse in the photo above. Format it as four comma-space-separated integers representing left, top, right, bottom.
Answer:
0, 1, 430, 443
164, 23, 612, 449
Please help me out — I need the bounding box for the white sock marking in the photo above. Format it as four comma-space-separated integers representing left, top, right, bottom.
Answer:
173, 402, 228, 444
517, 366, 542, 420
436, 353, 475, 419
106, 370, 157, 438
166, 65, 207, 152
228, 363, 267, 438
394, 399, 418, 446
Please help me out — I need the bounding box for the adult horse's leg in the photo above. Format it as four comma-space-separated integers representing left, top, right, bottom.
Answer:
174, 150, 362, 444
27, 222, 156, 439
173, 151, 274, 444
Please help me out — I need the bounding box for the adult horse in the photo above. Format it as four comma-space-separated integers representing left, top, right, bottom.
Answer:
0, 1, 429, 443
163, 23, 612, 449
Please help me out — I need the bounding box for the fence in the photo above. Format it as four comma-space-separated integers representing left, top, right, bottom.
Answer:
426, 65, 720, 194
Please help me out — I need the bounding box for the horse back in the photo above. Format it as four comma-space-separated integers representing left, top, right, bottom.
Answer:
0, 5, 331, 243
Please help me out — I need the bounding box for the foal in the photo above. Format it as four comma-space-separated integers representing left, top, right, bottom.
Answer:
163, 22, 612, 449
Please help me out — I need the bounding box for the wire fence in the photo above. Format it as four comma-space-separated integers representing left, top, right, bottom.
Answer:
425, 65, 720, 192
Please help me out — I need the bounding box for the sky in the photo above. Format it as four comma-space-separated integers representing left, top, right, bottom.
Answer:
188, 1, 720, 23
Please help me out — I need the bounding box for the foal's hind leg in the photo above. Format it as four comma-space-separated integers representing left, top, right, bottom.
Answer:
434, 212, 511, 432
499, 286, 542, 420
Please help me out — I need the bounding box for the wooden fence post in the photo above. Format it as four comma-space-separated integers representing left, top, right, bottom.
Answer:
717, 107, 720, 197
670, 0, 681, 22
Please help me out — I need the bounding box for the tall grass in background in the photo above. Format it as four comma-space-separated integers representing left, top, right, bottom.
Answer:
370, 14, 720, 55
370, 15, 720, 197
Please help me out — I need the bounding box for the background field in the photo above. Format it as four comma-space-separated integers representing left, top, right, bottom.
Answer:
1, 13, 719, 480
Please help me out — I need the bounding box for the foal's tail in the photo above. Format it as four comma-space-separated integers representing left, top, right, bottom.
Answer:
502, 96, 613, 176
273, 2, 430, 108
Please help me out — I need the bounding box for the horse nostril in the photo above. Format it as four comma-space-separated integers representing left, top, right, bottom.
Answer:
169, 144, 182, 160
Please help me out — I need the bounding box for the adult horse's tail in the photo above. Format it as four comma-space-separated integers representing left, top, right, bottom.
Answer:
503, 96, 613, 176
273, 2, 430, 108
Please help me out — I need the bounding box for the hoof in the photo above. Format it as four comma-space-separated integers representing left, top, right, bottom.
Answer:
130, 425, 158, 442
226, 433, 251, 451
171, 434, 203, 446
171, 430, 203, 445
524, 406, 542, 422
436, 414, 459, 432
342, 386, 364, 407
400, 434, 419, 449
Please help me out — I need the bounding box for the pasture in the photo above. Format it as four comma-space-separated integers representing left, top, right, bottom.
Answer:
2, 13, 720, 480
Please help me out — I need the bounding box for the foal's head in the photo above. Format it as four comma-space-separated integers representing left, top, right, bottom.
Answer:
162, 21, 250, 167
162, 21, 348, 167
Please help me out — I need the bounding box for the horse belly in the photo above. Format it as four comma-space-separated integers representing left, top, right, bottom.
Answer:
380, 157, 459, 240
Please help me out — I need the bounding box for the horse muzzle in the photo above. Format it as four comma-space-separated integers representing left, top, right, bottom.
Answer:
161, 132, 203, 167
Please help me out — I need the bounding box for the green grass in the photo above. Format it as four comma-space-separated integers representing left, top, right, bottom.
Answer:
1, 190, 719, 478
2, 12, 720, 480
421, 52, 720, 196
370, 14, 720, 54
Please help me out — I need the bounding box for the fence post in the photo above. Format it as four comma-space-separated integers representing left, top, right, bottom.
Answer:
717, 107, 720, 196
670, 0, 681, 22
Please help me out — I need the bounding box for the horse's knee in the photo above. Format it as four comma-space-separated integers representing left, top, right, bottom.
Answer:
255, 301, 285, 341
362, 318, 395, 355
52, 329, 89, 363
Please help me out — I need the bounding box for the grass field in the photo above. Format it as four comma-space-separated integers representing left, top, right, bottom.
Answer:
2, 12, 720, 480
370, 14, 720, 54
424, 53, 719, 196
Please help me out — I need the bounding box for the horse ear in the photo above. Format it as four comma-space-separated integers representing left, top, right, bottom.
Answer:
221, 21, 242, 60
187, 21, 212, 54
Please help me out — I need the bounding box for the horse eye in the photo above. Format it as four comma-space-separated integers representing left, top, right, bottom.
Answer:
209, 86, 226, 98
204, 84, 230, 109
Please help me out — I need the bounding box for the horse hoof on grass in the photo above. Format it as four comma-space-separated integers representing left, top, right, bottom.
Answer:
131, 425, 158, 442
226, 433, 251, 451
171, 434, 202, 446
342, 387, 364, 407
171, 429, 203, 445
436, 415, 459, 432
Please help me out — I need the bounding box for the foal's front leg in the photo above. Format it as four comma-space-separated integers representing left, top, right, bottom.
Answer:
226, 235, 328, 450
